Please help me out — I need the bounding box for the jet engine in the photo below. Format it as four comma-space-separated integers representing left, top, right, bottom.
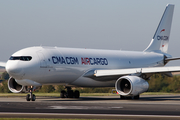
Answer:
8, 77, 27, 93
115, 76, 149, 96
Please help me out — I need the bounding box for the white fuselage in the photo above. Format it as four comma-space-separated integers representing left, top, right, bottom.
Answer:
6, 46, 165, 87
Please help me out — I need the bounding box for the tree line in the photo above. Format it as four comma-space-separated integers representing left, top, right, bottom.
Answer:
0, 71, 180, 93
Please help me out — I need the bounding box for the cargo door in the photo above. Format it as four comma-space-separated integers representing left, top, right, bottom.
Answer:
37, 51, 47, 68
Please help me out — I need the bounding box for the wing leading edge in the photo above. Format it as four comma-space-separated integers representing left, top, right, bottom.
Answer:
0, 62, 6, 68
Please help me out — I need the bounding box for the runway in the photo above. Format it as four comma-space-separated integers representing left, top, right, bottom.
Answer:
0, 94, 180, 119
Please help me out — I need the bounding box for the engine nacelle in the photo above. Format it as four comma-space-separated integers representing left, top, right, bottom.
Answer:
8, 77, 27, 93
115, 76, 149, 96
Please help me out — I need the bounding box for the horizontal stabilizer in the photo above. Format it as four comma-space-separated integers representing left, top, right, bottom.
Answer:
165, 57, 180, 63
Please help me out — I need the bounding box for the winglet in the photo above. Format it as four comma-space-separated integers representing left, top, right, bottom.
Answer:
144, 4, 174, 53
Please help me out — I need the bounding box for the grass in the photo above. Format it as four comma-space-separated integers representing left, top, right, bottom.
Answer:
0, 92, 179, 97
142, 92, 180, 95
0, 119, 61, 120
0, 119, 113, 120
0, 72, 3, 76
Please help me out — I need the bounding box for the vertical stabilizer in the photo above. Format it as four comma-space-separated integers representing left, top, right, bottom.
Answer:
144, 4, 174, 53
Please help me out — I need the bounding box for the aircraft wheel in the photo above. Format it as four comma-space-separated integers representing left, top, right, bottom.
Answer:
74, 90, 80, 98
60, 90, 66, 98
120, 95, 126, 100
26, 94, 30, 101
134, 95, 140, 100
127, 97, 133, 99
31, 94, 36, 101
67, 90, 73, 98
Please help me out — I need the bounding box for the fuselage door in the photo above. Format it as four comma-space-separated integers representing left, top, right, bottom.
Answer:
37, 51, 47, 68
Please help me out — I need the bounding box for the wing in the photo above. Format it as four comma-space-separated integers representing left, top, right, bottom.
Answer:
84, 66, 180, 81
0, 62, 6, 68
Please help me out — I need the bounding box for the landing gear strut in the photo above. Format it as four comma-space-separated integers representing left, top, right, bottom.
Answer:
26, 86, 36, 101
60, 87, 80, 98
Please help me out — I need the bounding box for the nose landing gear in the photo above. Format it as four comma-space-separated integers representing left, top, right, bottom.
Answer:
26, 86, 36, 101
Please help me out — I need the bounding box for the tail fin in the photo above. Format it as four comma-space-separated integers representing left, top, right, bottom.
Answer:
144, 4, 174, 53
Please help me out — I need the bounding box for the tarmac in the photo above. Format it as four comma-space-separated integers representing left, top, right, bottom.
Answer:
0, 94, 180, 119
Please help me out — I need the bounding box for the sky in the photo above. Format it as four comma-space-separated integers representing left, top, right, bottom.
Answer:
1, 0, 180, 66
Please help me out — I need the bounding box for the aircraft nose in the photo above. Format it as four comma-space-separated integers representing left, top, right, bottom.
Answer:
6, 61, 24, 79
6, 64, 22, 74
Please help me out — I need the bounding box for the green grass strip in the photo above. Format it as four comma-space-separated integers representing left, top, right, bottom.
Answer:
0, 118, 125, 120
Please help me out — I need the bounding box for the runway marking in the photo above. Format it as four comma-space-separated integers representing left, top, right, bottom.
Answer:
49, 106, 104, 109
49, 106, 89, 109
109, 107, 123, 109
49, 106, 123, 109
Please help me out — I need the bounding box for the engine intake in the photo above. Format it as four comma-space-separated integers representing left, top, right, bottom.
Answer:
8, 77, 25, 93
115, 76, 149, 96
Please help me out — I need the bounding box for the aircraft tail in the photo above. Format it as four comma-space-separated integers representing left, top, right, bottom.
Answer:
144, 4, 174, 53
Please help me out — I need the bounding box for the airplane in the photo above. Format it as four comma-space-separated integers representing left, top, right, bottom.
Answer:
0, 4, 180, 101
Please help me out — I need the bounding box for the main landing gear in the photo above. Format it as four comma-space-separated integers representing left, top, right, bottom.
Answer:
120, 95, 140, 100
26, 86, 36, 101
60, 87, 80, 98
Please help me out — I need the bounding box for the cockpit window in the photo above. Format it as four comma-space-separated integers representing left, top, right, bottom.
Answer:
9, 56, 32, 61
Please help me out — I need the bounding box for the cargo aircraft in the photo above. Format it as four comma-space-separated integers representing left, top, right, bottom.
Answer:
0, 4, 180, 101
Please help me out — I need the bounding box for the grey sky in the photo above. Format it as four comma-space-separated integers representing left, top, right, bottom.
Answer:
1, 0, 180, 66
